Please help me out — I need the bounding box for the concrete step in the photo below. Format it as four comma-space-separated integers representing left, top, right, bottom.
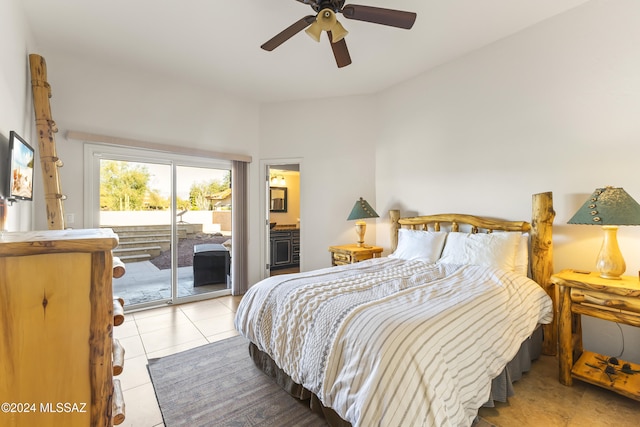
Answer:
107, 227, 169, 237
114, 245, 162, 258
106, 223, 202, 236
118, 253, 152, 263
112, 230, 187, 240
104, 224, 206, 264
116, 239, 171, 251
115, 233, 170, 241
114, 232, 186, 240
108, 225, 169, 230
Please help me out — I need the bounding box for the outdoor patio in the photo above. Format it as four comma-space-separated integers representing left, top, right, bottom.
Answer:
113, 260, 228, 307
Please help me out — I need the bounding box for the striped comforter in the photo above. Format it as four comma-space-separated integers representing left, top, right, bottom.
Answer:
235, 258, 553, 427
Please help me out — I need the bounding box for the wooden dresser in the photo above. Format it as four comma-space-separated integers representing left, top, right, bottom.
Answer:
0, 229, 122, 426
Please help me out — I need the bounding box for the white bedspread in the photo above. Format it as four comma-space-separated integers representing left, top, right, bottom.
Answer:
235, 258, 553, 427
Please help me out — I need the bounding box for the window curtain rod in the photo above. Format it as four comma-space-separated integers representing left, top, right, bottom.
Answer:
66, 130, 252, 163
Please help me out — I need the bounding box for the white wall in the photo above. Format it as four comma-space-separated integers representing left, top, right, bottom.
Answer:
0, 0, 36, 231
259, 96, 377, 272
374, 0, 640, 362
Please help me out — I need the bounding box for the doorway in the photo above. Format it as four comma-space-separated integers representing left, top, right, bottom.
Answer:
263, 161, 301, 279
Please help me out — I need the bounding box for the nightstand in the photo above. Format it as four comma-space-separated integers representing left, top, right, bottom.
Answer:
328, 244, 383, 266
551, 269, 640, 401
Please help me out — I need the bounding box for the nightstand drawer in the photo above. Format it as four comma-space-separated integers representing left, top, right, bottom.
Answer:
333, 252, 352, 263
571, 288, 640, 315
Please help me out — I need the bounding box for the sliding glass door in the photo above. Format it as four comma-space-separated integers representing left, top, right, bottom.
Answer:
100, 158, 172, 307
175, 165, 232, 299
85, 144, 232, 309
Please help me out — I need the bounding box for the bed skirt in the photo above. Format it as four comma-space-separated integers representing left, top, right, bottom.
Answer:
248, 326, 543, 426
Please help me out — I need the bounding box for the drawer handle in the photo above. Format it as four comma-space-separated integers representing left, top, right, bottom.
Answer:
112, 379, 126, 425
113, 297, 125, 326
113, 338, 125, 376
333, 253, 351, 261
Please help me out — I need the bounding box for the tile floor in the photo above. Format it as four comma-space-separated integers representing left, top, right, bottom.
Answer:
114, 295, 242, 427
478, 354, 640, 426
117, 296, 640, 427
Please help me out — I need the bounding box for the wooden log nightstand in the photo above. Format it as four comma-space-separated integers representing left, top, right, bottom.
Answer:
551, 269, 640, 401
328, 244, 383, 266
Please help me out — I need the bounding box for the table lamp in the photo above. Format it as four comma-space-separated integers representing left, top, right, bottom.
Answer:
347, 197, 379, 247
568, 186, 640, 279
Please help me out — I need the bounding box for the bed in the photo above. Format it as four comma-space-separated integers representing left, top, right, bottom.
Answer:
235, 192, 556, 427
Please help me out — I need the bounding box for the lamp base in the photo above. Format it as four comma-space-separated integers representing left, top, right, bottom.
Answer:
355, 221, 366, 248
596, 225, 625, 280
598, 273, 622, 280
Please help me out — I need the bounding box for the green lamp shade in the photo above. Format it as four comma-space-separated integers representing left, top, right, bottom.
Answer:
568, 187, 640, 225
347, 197, 379, 221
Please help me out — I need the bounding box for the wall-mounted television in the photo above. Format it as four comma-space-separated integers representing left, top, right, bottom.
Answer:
6, 131, 35, 201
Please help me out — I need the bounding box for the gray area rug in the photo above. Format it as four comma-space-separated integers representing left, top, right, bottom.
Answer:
148, 335, 327, 426
148, 335, 496, 427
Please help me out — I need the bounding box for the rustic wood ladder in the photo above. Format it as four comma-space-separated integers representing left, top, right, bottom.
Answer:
29, 53, 66, 230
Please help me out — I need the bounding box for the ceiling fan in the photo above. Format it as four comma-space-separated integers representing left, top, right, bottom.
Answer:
261, 0, 417, 68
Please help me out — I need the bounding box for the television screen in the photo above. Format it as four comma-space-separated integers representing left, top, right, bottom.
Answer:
7, 131, 35, 201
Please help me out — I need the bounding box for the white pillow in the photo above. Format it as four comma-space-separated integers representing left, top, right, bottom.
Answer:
389, 229, 447, 263
514, 234, 529, 276
438, 231, 522, 272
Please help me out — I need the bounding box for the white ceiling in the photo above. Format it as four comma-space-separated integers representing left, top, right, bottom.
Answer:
21, 0, 590, 103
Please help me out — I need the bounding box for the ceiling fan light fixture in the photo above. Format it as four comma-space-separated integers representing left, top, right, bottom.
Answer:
305, 21, 322, 42
331, 20, 349, 43
306, 9, 347, 44
318, 9, 337, 31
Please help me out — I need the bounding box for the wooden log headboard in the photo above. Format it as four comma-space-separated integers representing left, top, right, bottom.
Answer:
388, 192, 556, 355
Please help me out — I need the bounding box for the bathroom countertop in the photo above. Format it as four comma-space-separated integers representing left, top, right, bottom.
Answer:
272, 224, 299, 231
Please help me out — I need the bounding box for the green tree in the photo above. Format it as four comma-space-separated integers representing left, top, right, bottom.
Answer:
221, 171, 231, 188
100, 160, 151, 211
176, 196, 191, 211
145, 189, 170, 210
188, 172, 231, 210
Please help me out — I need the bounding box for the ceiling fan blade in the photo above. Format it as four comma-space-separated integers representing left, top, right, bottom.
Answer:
261, 15, 316, 51
328, 31, 352, 68
341, 4, 416, 29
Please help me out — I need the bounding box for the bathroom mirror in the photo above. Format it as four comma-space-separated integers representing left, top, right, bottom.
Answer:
270, 187, 287, 212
